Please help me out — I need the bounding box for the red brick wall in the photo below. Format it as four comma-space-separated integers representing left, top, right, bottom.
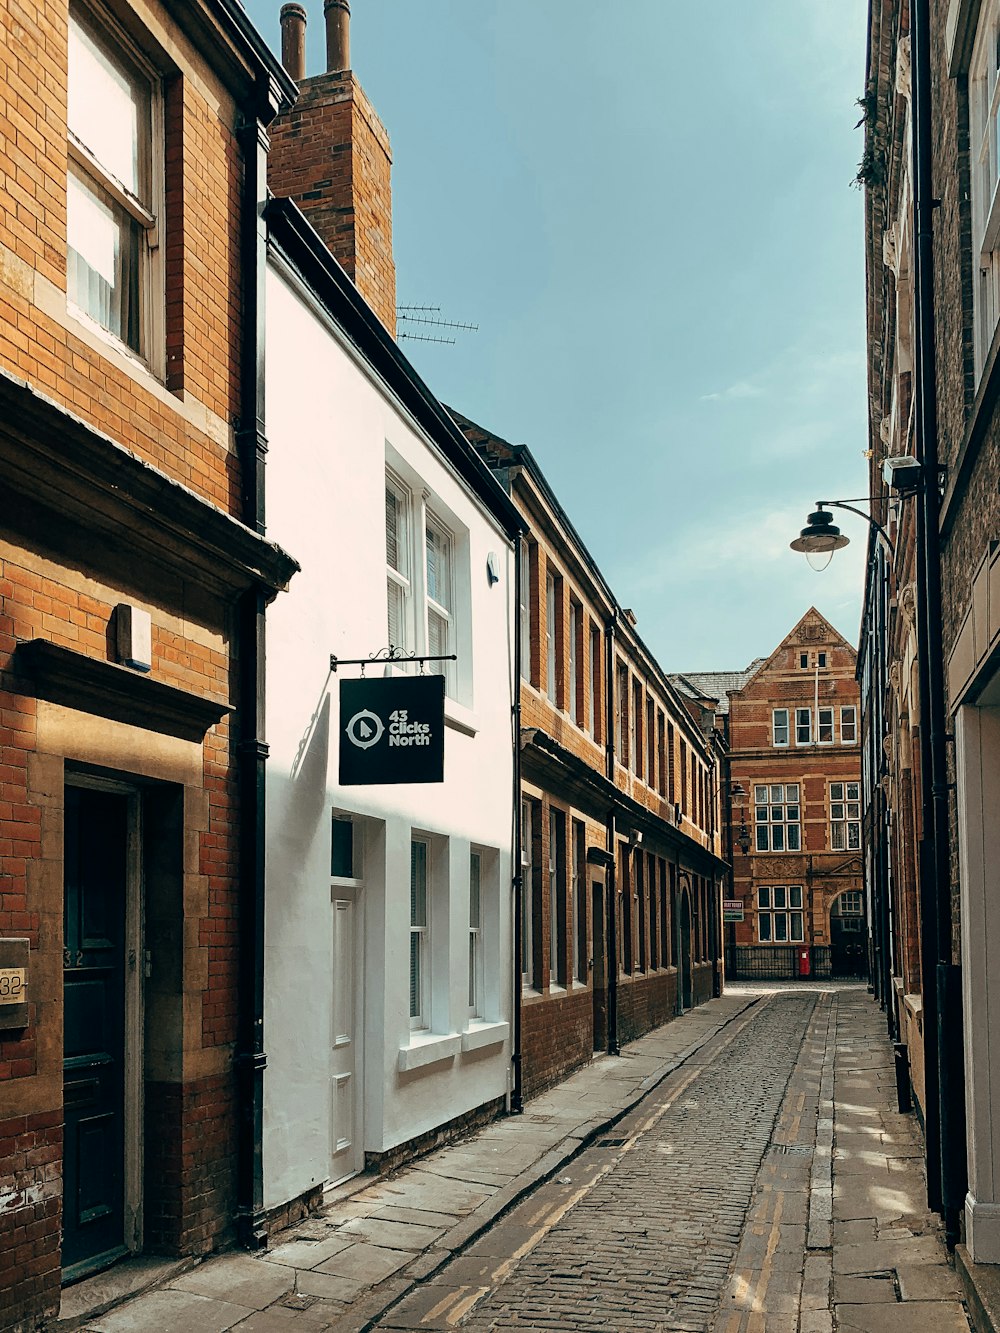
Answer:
521, 986, 593, 1102
0, 1112, 62, 1330
268, 71, 396, 335
616, 970, 678, 1046
144, 1074, 237, 1255
0, 1, 243, 511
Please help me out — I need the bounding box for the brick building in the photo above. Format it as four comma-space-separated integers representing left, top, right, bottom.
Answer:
0, 0, 296, 1324
860, 0, 1000, 1280
453, 413, 726, 1100
678, 610, 864, 982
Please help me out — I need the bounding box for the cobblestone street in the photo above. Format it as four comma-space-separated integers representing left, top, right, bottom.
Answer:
64, 987, 971, 1333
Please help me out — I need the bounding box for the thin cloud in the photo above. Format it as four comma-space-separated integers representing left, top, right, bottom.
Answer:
700, 380, 765, 403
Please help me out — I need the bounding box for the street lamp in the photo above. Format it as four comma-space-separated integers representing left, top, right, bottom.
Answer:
789, 497, 893, 569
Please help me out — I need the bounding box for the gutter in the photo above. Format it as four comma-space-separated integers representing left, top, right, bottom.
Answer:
234, 109, 274, 1250
911, 0, 966, 1241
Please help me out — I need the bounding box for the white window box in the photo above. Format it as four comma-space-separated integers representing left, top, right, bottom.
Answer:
397, 1031, 462, 1072
461, 1020, 509, 1053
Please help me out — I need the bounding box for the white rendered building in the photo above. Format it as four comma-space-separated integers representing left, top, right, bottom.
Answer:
261, 201, 522, 1214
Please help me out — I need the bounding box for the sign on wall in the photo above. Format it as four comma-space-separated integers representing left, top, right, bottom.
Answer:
339, 676, 445, 785
723, 899, 745, 923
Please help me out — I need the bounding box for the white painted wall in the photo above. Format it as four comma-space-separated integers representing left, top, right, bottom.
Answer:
262, 259, 515, 1212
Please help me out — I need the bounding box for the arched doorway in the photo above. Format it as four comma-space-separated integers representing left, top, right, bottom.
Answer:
679, 887, 693, 1009
830, 890, 867, 978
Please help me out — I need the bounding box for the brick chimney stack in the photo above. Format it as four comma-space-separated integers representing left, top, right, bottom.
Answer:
279, 4, 306, 82
324, 0, 349, 71
269, 0, 396, 336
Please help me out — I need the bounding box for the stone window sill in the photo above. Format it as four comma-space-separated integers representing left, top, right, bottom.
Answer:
397, 1031, 461, 1072
461, 1021, 509, 1053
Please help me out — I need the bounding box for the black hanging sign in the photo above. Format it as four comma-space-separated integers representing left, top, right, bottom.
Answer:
339, 675, 446, 785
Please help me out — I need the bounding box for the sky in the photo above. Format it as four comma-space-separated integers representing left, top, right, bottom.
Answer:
247, 0, 870, 672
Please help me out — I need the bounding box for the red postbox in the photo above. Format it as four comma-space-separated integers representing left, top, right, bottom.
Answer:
799, 948, 810, 978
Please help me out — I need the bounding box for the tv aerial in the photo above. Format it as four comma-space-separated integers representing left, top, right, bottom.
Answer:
396, 305, 479, 347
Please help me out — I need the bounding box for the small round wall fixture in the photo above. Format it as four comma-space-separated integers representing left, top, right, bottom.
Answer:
789, 507, 850, 571
486, 551, 500, 586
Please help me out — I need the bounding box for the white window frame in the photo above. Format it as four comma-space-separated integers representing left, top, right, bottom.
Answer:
772, 708, 790, 747
587, 628, 598, 736
386, 472, 412, 653
840, 706, 857, 744
67, 3, 163, 368
757, 885, 804, 943
385, 468, 460, 698
817, 707, 834, 745
754, 783, 802, 853
569, 602, 579, 722
971, 4, 1000, 377
829, 781, 861, 852
409, 839, 429, 1030
519, 538, 531, 682
795, 707, 812, 745
468, 850, 482, 1017
546, 571, 557, 700
425, 509, 455, 695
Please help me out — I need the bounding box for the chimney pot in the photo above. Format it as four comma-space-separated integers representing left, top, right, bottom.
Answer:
324, 0, 350, 72
279, 3, 307, 82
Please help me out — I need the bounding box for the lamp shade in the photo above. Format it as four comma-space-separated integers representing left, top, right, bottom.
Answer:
790, 508, 851, 568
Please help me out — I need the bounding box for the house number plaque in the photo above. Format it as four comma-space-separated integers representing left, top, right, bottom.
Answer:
0, 938, 29, 1029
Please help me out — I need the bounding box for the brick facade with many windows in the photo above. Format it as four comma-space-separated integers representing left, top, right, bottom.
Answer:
681, 609, 864, 983
0, 2, 296, 1324
452, 411, 725, 1099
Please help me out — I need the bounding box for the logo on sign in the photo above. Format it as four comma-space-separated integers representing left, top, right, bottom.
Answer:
345, 710, 384, 749
339, 676, 445, 785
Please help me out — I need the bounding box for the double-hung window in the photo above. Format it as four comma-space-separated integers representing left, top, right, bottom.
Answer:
795, 708, 812, 745
518, 539, 532, 681
386, 477, 411, 651
817, 708, 834, 744
772, 709, 789, 747
568, 602, 579, 722
546, 572, 557, 699
68, 6, 158, 360
830, 782, 861, 851
409, 840, 429, 1029
468, 851, 482, 1017
840, 706, 857, 743
754, 783, 801, 852
757, 886, 803, 942
425, 515, 454, 692
386, 470, 459, 696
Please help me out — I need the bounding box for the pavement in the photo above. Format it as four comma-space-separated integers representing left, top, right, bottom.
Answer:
53, 983, 974, 1332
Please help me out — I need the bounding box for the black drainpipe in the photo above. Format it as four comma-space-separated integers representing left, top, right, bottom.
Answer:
510, 534, 524, 1113
605, 613, 619, 1055
911, 0, 966, 1241
235, 110, 272, 1250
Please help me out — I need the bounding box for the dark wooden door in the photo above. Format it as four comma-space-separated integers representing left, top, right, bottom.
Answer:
830, 916, 867, 978
63, 786, 128, 1280
680, 890, 693, 1009
591, 881, 607, 1051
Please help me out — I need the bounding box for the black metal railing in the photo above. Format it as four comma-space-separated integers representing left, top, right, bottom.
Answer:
723, 944, 864, 981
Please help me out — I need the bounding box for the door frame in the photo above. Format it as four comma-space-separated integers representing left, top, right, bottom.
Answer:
65, 773, 145, 1259
329, 868, 365, 1186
